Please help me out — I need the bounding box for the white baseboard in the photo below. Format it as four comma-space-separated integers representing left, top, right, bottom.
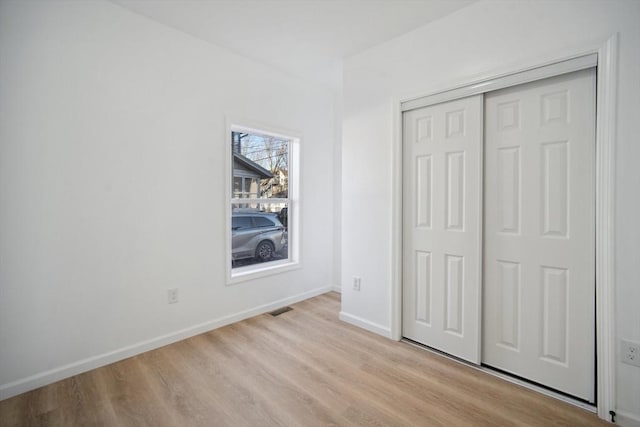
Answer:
617, 410, 640, 427
0, 285, 334, 401
339, 311, 391, 338
331, 284, 342, 293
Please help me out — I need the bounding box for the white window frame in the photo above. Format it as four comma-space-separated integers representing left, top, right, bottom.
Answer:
225, 121, 301, 284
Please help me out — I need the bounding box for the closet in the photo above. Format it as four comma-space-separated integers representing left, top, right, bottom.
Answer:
402, 67, 596, 402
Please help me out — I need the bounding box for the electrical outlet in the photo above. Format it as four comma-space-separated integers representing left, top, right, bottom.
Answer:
621, 339, 640, 367
168, 288, 179, 304
352, 277, 361, 291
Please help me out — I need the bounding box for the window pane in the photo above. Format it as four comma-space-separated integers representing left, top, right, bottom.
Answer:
231, 216, 252, 230
233, 177, 242, 198
231, 131, 289, 199
231, 202, 289, 269
253, 216, 275, 227
249, 178, 258, 198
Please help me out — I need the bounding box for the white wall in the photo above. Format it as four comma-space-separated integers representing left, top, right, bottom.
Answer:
0, 0, 338, 398
341, 0, 640, 423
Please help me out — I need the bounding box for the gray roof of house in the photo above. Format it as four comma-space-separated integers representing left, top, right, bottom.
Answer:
233, 152, 273, 179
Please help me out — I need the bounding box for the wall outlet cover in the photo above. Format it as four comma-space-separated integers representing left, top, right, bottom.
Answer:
168, 288, 179, 304
621, 339, 640, 367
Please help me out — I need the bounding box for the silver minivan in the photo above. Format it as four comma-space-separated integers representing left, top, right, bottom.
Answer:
231, 212, 286, 262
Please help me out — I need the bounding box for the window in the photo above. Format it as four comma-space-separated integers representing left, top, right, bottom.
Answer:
228, 124, 299, 281
233, 176, 259, 199
253, 216, 275, 227
232, 216, 252, 230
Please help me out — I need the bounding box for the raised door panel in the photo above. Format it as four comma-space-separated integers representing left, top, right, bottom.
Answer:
444, 254, 464, 335
541, 141, 569, 237
541, 267, 569, 364
414, 251, 432, 325
415, 156, 432, 229
497, 260, 520, 351
445, 152, 465, 231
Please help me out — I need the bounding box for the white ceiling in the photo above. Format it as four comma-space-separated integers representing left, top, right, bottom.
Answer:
110, 0, 476, 88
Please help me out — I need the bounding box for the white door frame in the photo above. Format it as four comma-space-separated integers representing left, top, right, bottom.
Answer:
390, 35, 617, 420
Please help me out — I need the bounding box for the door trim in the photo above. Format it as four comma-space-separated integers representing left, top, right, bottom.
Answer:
401, 53, 597, 112
390, 34, 617, 420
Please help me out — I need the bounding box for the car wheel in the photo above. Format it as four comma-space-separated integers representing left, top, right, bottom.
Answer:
255, 241, 274, 261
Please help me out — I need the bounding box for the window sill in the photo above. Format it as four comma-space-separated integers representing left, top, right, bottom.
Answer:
227, 259, 301, 285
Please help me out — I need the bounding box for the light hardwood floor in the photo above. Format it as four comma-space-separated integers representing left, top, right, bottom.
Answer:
0, 292, 608, 426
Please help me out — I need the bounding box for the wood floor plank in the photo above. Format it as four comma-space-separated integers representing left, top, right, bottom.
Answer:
0, 292, 607, 426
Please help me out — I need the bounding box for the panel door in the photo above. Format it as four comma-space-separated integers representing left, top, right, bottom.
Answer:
483, 69, 596, 401
402, 95, 483, 364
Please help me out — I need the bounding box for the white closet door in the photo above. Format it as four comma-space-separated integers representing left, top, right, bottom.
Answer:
483, 69, 596, 401
402, 95, 483, 364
